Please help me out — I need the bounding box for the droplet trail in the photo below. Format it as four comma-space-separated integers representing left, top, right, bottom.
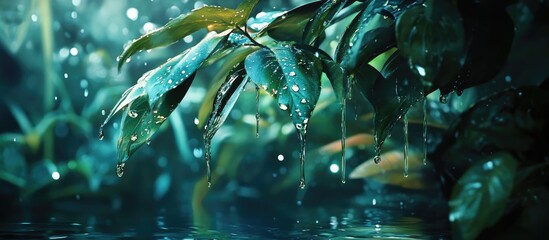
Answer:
403, 113, 409, 177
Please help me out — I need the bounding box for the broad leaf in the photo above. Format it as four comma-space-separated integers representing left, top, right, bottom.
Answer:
449, 153, 517, 240
441, 4, 514, 95
235, 0, 260, 23
303, 0, 348, 44
118, 6, 245, 70
369, 51, 423, 151
257, 1, 324, 42
396, 0, 464, 89
145, 31, 229, 106
337, 0, 412, 71
117, 74, 194, 167
244, 44, 322, 128
204, 62, 248, 141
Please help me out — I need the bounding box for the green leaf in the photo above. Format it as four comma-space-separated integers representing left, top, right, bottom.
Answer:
449, 152, 517, 240
198, 45, 260, 127
117, 74, 194, 165
257, 1, 324, 42
145, 31, 229, 106
204, 62, 248, 141
236, 0, 260, 22
303, 0, 349, 44
441, 5, 514, 95
337, 1, 397, 71
396, 0, 464, 89
244, 44, 322, 128
369, 51, 423, 150
117, 6, 243, 70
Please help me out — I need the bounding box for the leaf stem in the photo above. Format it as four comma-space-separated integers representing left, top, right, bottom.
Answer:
236, 26, 266, 48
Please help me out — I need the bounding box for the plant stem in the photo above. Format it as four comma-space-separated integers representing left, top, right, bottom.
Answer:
236, 26, 265, 48
38, 0, 55, 162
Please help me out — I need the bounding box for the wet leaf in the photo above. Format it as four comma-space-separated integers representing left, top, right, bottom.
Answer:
355, 51, 422, 152
396, 0, 465, 89
441, 4, 514, 94
145, 31, 229, 106
117, 73, 194, 165
449, 152, 517, 240
244, 44, 322, 128
303, 0, 348, 45
204, 63, 248, 142
197, 45, 260, 128
117, 6, 245, 70
336, 0, 404, 71
257, 1, 324, 42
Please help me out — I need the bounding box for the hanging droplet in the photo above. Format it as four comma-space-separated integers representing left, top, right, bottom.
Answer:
98, 126, 105, 140
403, 113, 409, 177
255, 85, 260, 138
374, 130, 381, 164
297, 128, 307, 189
422, 98, 428, 165
439, 94, 449, 104
204, 138, 212, 188
116, 162, 125, 177
128, 110, 138, 118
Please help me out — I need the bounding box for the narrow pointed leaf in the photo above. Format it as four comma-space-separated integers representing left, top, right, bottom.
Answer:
303, 0, 348, 44
449, 153, 517, 240
244, 45, 322, 127
118, 6, 242, 70
145, 31, 229, 106
117, 74, 194, 164
204, 62, 248, 141
257, 1, 324, 42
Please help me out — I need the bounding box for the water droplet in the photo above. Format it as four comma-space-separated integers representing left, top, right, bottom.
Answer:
117, 163, 125, 177
128, 110, 138, 118
277, 154, 284, 161
374, 155, 381, 164
51, 171, 60, 180
329, 163, 339, 173
300, 98, 306, 104
194, 118, 199, 125
130, 134, 138, 141
291, 84, 299, 92
279, 104, 288, 111
415, 65, 426, 77
98, 126, 105, 140
403, 113, 409, 177
439, 94, 449, 104
289, 71, 296, 76
101, 110, 106, 116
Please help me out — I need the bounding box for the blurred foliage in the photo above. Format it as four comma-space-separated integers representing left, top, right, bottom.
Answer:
1, 0, 548, 239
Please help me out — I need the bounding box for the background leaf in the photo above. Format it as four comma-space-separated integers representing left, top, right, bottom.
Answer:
449, 153, 517, 240
303, 0, 348, 45
396, 0, 464, 89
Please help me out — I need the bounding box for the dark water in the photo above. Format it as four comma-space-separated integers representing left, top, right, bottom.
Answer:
0, 191, 449, 239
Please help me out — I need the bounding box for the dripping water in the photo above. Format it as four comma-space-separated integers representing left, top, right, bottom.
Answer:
340, 78, 349, 184
204, 138, 212, 188
116, 162, 125, 177
422, 98, 428, 165
373, 119, 381, 164
403, 113, 409, 177
297, 128, 307, 189
255, 85, 260, 138
98, 126, 105, 141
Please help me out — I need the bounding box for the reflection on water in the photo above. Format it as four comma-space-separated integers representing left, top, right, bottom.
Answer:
0, 195, 449, 239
